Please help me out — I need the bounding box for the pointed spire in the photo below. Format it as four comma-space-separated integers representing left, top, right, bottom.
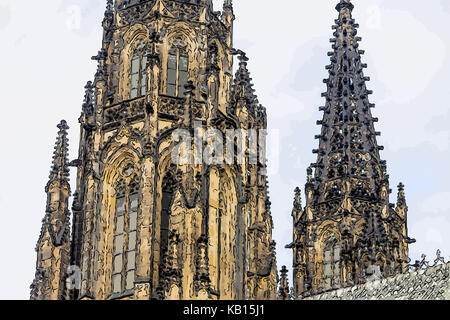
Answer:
397, 182, 407, 207
232, 51, 259, 113
308, 0, 383, 203
293, 187, 302, 210
32, 121, 72, 300
48, 120, 70, 188
336, 0, 354, 12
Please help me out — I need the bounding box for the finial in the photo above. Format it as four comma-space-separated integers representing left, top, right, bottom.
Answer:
336, 0, 354, 12
57, 119, 69, 131
237, 50, 249, 63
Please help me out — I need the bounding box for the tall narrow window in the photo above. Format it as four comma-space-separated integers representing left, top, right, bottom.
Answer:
159, 174, 174, 279
323, 233, 340, 291
112, 174, 140, 295
130, 40, 148, 99
112, 181, 126, 294
160, 176, 173, 255
125, 176, 139, 290
167, 48, 189, 97
247, 210, 251, 272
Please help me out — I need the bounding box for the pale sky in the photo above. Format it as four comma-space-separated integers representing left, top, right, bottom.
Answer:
0, 0, 449, 299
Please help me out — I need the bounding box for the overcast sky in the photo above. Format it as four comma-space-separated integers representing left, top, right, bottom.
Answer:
1, 0, 449, 299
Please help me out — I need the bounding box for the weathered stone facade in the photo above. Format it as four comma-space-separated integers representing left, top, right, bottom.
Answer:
286, 0, 415, 299
32, 0, 278, 300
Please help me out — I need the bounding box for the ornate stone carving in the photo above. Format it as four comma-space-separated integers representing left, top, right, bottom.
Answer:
288, 0, 413, 299
33, 0, 277, 301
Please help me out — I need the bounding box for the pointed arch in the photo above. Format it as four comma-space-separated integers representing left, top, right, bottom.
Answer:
97, 146, 142, 297
130, 39, 148, 99
167, 42, 189, 97
161, 22, 197, 96
316, 221, 341, 292
152, 134, 180, 292
207, 166, 221, 294
217, 166, 239, 299
120, 24, 151, 100
375, 252, 387, 276
110, 167, 141, 295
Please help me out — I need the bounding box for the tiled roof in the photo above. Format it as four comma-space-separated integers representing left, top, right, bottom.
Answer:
306, 262, 450, 300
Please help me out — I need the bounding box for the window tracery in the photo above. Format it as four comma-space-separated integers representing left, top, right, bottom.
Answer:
112, 170, 140, 294
167, 38, 189, 97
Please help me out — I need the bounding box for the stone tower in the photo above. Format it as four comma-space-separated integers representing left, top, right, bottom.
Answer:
287, 0, 414, 299
32, 0, 278, 300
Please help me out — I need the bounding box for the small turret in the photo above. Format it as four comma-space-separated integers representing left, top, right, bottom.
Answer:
278, 266, 290, 300
232, 51, 259, 123
222, 0, 234, 28
31, 121, 72, 300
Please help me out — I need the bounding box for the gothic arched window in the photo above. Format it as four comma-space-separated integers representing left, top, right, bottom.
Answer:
112, 174, 140, 294
323, 233, 341, 291
130, 40, 148, 99
167, 43, 189, 97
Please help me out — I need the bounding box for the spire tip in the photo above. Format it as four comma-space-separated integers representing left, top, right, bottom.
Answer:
336, 0, 354, 12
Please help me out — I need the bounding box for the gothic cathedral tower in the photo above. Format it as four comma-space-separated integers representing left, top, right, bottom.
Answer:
32, 0, 278, 300
287, 0, 414, 299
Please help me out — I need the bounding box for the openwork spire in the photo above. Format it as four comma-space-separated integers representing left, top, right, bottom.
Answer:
310, 0, 383, 203
48, 120, 70, 185
288, 1, 411, 299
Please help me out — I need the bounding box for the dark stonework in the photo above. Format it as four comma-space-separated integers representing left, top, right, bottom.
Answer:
287, 0, 414, 299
